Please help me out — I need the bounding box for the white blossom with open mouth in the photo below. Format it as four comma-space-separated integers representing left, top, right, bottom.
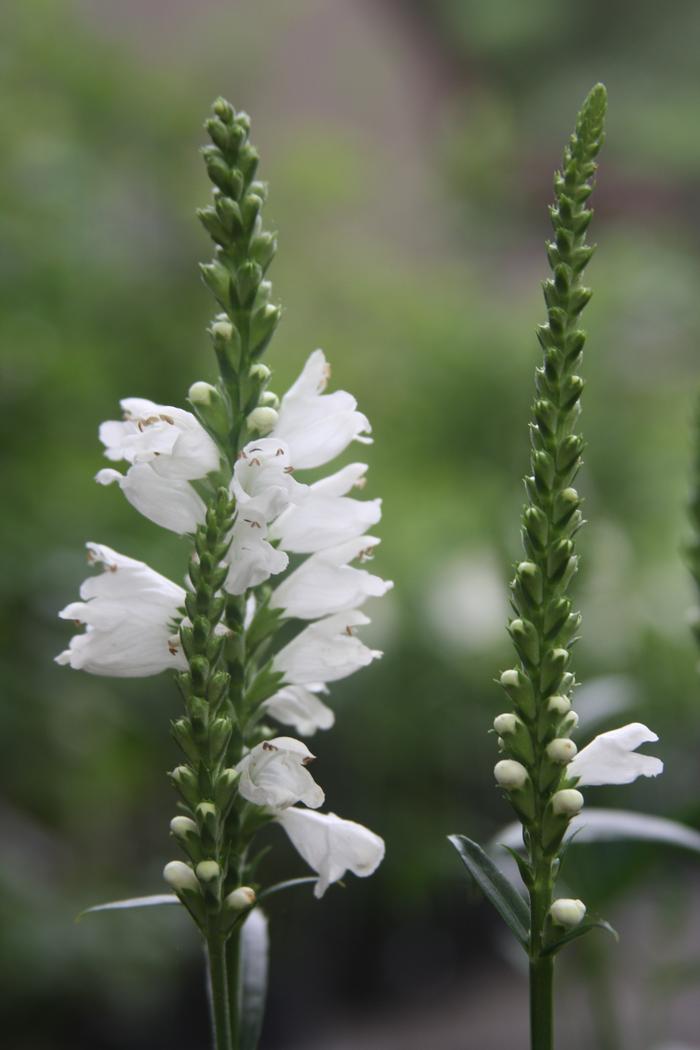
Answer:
236, 737, 325, 810
272, 610, 381, 686
223, 508, 289, 596
270, 535, 393, 620
568, 723, 663, 787
276, 807, 385, 898
100, 397, 220, 480
55, 543, 187, 676
233, 438, 306, 521
96, 463, 206, 535
271, 349, 371, 469
269, 464, 381, 554
262, 684, 335, 736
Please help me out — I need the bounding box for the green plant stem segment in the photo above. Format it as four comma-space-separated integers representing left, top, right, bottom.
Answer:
497, 84, 607, 1050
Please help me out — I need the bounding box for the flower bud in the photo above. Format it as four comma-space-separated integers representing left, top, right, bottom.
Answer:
196, 860, 221, 883
551, 788, 584, 817
259, 391, 279, 409
561, 711, 579, 734
509, 618, 540, 665
188, 381, 216, 405
547, 695, 571, 716
517, 561, 543, 604
550, 898, 586, 927
499, 668, 536, 720
170, 816, 198, 838
163, 860, 200, 894
493, 713, 519, 735
225, 886, 257, 912
541, 647, 570, 693
170, 765, 200, 806
249, 362, 271, 382
211, 318, 233, 341
546, 738, 578, 764
494, 759, 529, 790
247, 406, 278, 434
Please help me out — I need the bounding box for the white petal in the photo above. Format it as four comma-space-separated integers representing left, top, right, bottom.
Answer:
263, 685, 335, 736
276, 807, 385, 897
273, 610, 381, 685
224, 510, 289, 595
271, 536, 392, 619
100, 398, 220, 480
308, 462, 369, 498
96, 464, 206, 535
568, 722, 664, 787
270, 495, 382, 554
233, 438, 306, 521
236, 738, 324, 810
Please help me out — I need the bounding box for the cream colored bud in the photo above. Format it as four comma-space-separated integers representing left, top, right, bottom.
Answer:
547, 695, 571, 716
196, 801, 217, 820
500, 669, 520, 689
247, 406, 278, 434
196, 860, 221, 883
225, 886, 257, 912
259, 390, 279, 409
546, 738, 578, 764
494, 759, 529, 790
561, 711, 579, 733
551, 788, 584, 816
249, 363, 271, 381
170, 816, 198, 838
188, 381, 216, 405
494, 713, 519, 735
211, 319, 233, 341
550, 898, 586, 927
560, 487, 579, 504
163, 860, 200, 893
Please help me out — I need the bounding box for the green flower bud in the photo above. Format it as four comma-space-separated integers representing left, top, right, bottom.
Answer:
499, 668, 536, 720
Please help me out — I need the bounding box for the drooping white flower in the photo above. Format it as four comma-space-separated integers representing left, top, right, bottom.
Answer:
100, 398, 220, 480
236, 737, 325, 810
233, 438, 305, 522
262, 684, 335, 736
273, 610, 381, 686
276, 807, 385, 898
272, 350, 371, 469
96, 463, 206, 535
271, 536, 392, 620
568, 723, 663, 787
269, 464, 381, 554
223, 508, 288, 596
55, 543, 186, 676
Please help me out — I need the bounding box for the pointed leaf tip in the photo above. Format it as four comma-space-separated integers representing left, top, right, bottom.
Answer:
448, 834, 530, 951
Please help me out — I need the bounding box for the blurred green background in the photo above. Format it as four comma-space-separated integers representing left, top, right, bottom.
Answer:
3, 1, 700, 1047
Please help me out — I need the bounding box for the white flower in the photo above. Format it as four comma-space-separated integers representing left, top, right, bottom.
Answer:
273, 610, 381, 686
224, 509, 288, 596
568, 723, 663, 787
269, 464, 381, 554
271, 536, 392, 620
272, 350, 371, 469
96, 464, 206, 535
276, 807, 385, 898
236, 737, 325, 810
262, 684, 335, 736
100, 398, 220, 480
233, 438, 305, 521
55, 543, 186, 676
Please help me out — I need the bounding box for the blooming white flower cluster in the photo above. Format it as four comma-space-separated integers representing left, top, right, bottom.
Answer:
57, 350, 388, 897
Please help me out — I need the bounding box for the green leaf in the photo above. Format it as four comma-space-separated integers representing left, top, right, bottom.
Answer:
448, 834, 530, 950
491, 809, 700, 855
238, 908, 269, 1050
77, 894, 180, 920
543, 915, 618, 956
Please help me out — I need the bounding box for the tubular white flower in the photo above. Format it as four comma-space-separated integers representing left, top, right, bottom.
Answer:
269, 464, 381, 554
223, 508, 289, 595
96, 464, 206, 535
55, 543, 187, 677
262, 684, 335, 736
236, 737, 325, 810
276, 807, 385, 898
100, 397, 220, 480
271, 535, 393, 619
273, 610, 381, 686
233, 438, 305, 522
272, 350, 371, 469
568, 722, 663, 787
550, 898, 586, 927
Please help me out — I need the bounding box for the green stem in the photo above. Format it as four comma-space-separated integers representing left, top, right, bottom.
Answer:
226, 926, 242, 1049
530, 954, 554, 1050
207, 935, 233, 1050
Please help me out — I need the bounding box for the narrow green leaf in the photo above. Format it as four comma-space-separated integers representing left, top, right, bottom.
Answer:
492, 809, 700, 854
256, 877, 319, 902
543, 915, 618, 956
448, 834, 530, 950
77, 894, 180, 920
238, 908, 269, 1050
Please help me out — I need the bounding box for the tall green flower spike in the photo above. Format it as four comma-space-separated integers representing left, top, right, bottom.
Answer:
450, 84, 610, 1050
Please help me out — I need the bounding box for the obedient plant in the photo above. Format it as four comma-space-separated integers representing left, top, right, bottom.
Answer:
57, 99, 389, 1050
449, 85, 664, 1050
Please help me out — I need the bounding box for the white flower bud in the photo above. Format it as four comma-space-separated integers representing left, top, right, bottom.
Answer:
500, 669, 520, 689
196, 860, 221, 883
550, 897, 586, 927
247, 406, 279, 434
249, 363, 271, 381
494, 759, 529, 790
163, 860, 200, 893
211, 319, 233, 341
196, 801, 217, 820
546, 738, 578, 764
551, 788, 584, 816
170, 816, 198, 838
493, 713, 519, 735
561, 711, 579, 733
188, 381, 216, 405
259, 390, 280, 409
224, 886, 257, 912
547, 695, 571, 716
